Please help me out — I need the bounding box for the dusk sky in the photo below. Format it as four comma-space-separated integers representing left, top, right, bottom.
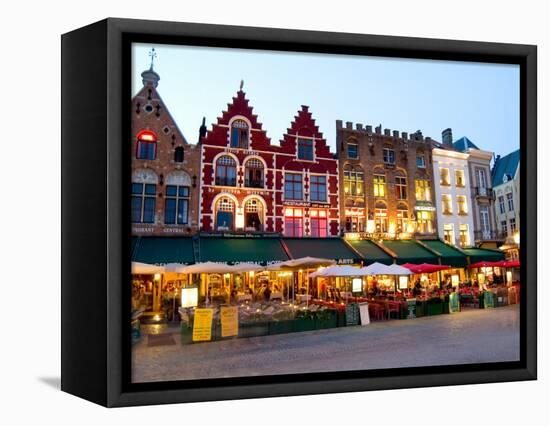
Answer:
132, 43, 519, 158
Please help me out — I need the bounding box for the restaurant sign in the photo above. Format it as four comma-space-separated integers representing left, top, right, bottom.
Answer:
220, 306, 239, 338
449, 292, 460, 314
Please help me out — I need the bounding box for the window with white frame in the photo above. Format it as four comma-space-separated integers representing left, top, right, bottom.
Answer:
498, 195, 506, 214
284, 173, 303, 200
284, 208, 303, 237
230, 119, 249, 149
383, 148, 395, 164
309, 209, 328, 237
506, 192, 514, 211
310, 175, 327, 202
443, 223, 455, 245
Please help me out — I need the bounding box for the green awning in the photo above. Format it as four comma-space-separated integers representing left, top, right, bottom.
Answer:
198, 237, 289, 264
132, 237, 196, 265
462, 247, 505, 263
347, 240, 394, 265
381, 240, 438, 264
421, 239, 468, 268
282, 238, 362, 264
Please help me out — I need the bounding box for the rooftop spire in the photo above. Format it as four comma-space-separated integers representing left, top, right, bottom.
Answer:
148, 48, 157, 70
141, 47, 160, 88
240, 79, 244, 91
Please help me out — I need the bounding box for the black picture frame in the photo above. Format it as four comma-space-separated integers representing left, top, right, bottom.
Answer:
61, 17, 537, 407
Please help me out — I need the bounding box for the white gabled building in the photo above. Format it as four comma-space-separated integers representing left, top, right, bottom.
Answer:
432, 146, 475, 248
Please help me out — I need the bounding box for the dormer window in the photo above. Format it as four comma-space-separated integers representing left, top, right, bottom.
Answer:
230, 119, 249, 149
136, 130, 157, 160
297, 138, 313, 160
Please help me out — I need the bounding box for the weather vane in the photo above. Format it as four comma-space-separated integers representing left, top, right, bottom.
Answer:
148, 48, 157, 70
240, 79, 244, 91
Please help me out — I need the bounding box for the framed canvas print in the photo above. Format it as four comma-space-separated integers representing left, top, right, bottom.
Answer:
61, 18, 537, 407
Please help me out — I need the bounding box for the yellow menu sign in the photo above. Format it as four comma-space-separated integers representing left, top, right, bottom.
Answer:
192, 308, 213, 342
220, 306, 239, 338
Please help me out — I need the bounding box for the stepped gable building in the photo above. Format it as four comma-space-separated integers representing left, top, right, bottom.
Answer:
199, 88, 340, 237
276, 106, 340, 237
336, 121, 437, 239
131, 62, 201, 236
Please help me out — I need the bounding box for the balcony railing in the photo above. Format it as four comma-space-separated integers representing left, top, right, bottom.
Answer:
244, 179, 264, 188
474, 230, 507, 241
474, 186, 495, 199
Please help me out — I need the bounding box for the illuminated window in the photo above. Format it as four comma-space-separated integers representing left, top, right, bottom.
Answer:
444, 223, 455, 244
244, 158, 264, 188
415, 179, 431, 201
244, 198, 263, 231
440, 168, 450, 186
455, 170, 465, 187
136, 129, 157, 160
457, 195, 468, 215
442, 194, 453, 214
215, 156, 237, 186
417, 210, 434, 233
284, 208, 303, 237
373, 174, 386, 197
396, 205, 409, 233
345, 209, 365, 232
297, 138, 314, 160
395, 175, 407, 200
310, 209, 328, 237
374, 202, 388, 233
344, 166, 364, 196
459, 224, 469, 247
230, 119, 249, 148
215, 197, 235, 230
284, 173, 303, 200
310, 175, 327, 202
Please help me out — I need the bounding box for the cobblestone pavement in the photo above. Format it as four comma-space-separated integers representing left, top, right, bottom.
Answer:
132, 305, 520, 383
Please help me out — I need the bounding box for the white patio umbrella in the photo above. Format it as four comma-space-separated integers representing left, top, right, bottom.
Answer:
385, 264, 413, 275
361, 262, 393, 275
229, 262, 265, 273
131, 262, 165, 274
172, 262, 236, 274
315, 265, 369, 277
279, 256, 335, 269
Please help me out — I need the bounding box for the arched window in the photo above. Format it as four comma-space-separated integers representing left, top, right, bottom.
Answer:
174, 146, 184, 163
164, 172, 191, 225
244, 198, 264, 231
244, 158, 264, 188
230, 119, 249, 148
131, 170, 157, 223
374, 201, 388, 233
215, 156, 237, 186
136, 129, 157, 160
215, 197, 235, 230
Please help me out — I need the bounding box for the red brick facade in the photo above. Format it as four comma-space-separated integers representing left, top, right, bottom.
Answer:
131, 68, 201, 236
199, 90, 339, 237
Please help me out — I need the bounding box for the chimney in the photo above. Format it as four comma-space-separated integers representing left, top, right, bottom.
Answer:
442, 128, 453, 147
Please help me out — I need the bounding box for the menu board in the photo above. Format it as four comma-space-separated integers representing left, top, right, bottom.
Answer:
220, 306, 239, 338
449, 293, 460, 314
345, 303, 360, 326
192, 308, 213, 341
358, 303, 370, 325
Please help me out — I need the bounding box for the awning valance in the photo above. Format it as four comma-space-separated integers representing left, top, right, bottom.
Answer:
198, 236, 289, 264
347, 239, 394, 265
282, 238, 361, 264
421, 239, 468, 267
462, 247, 505, 264
131, 237, 195, 265
380, 240, 438, 264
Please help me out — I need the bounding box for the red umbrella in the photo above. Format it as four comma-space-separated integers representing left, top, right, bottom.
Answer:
468, 261, 501, 268
499, 260, 520, 268
401, 263, 452, 274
